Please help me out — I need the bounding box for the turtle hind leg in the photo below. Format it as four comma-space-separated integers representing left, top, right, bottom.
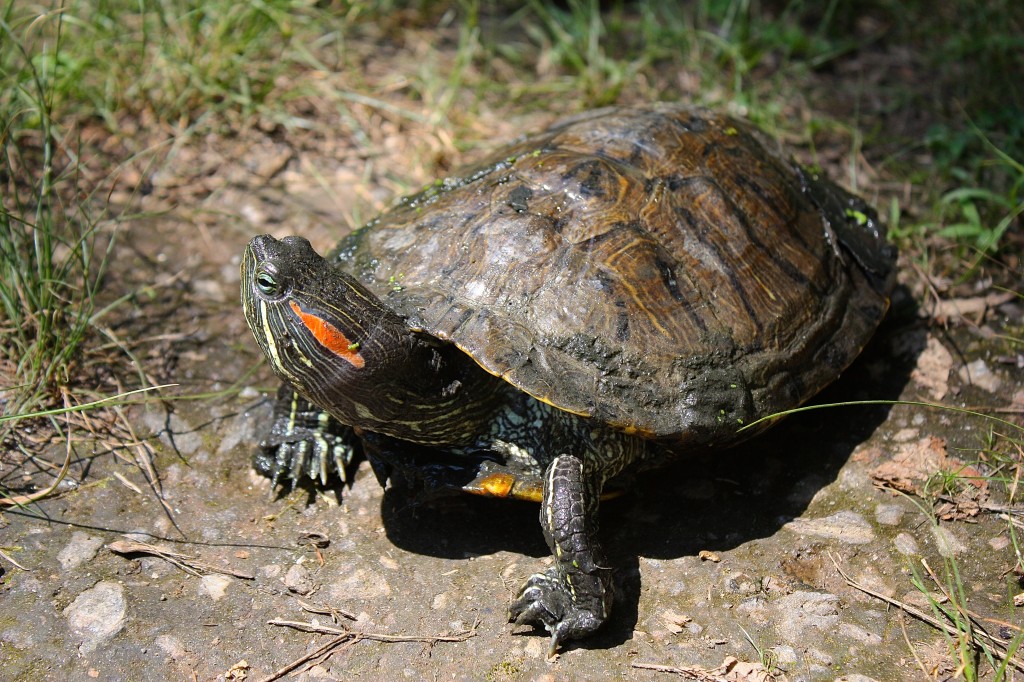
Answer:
508, 453, 612, 656
255, 384, 361, 488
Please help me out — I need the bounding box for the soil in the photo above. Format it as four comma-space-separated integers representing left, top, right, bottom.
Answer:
2, 9, 1023, 682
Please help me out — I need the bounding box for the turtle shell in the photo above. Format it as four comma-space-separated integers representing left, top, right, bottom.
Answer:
330, 104, 894, 446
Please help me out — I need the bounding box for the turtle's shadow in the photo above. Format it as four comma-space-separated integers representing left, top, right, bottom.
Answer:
379, 298, 922, 651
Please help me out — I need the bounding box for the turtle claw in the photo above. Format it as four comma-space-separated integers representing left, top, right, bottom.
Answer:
509, 568, 605, 656
254, 386, 360, 489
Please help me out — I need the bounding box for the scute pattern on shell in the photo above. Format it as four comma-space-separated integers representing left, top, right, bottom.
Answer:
330, 103, 893, 443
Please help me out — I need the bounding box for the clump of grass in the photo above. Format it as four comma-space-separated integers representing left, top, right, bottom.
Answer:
908, 550, 1024, 680
932, 137, 1024, 259
41, 0, 346, 133
0, 5, 110, 421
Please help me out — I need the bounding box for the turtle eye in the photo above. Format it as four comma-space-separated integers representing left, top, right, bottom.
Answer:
255, 265, 282, 298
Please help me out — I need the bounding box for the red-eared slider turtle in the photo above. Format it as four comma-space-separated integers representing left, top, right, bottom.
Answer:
240, 103, 895, 653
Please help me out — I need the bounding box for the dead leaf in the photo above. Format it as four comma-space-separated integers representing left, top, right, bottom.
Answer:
719, 656, 782, 682
660, 609, 692, 634
871, 436, 948, 494
225, 659, 249, 680
871, 436, 991, 518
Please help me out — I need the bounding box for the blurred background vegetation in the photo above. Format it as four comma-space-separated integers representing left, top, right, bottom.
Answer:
2, 0, 1022, 420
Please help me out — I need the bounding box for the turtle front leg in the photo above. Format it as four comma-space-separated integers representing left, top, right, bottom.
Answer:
509, 453, 612, 655
255, 384, 361, 488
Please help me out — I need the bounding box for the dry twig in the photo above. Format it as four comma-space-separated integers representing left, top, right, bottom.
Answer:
257, 618, 480, 682
828, 552, 1024, 673
107, 540, 255, 580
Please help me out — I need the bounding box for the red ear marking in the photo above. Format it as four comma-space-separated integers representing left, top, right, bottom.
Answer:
289, 301, 366, 369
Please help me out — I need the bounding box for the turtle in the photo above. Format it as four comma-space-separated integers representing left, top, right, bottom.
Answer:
240, 103, 896, 654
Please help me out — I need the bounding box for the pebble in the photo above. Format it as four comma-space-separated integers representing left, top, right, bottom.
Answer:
839, 622, 882, 645
958, 358, 1002, 392
198, 574, 232, 601
990, 536, 1011, 551
772, 645, 799, 665
874, 503, 905, 526
771, 591, 840, 639
784, 511, 875, 544
894, 532, 921, 556
63, 581, 127, 654
155, 634, 187, 661
217, 405, 264, 454
722, 571, 759, 595
327, 567, 391, 601
57, 532, 106, 570
284, 564, 315, 595
932, 525, 966, 557
192, 278, 225, 302
141, 410, 203, 456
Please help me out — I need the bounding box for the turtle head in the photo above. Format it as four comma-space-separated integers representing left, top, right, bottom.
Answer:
241, 235, 410, 424
242, 234, 502, 445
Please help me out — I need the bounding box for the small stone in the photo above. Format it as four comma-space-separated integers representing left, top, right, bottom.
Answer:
259, 564, 282, 579
874, 503, 905, 526
932, 525, 966, 557
840, 622, 882, 644
772, 591, 840, 639
155, 634, 187, 660
327, 568, 391, 601
284, 564, 314, 595
722, 571, 758, 595
990, 536, 1011, 551
199, 574, 232, 601
57, 532, 106, 570
238, 386, 260, 399
217, 408, 263, 454
63, 581, 127, 654
894, 532, 921, 556
892, 427, 919, 443
192, 278, 225, 302
784, 511, 875, 544
911, 335, 953, 400
958, 358, 1002, 393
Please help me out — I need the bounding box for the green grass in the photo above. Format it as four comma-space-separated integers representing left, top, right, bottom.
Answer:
0, 5, 109, 420
2, 0, 1021, 416
908, 537, 1024, 679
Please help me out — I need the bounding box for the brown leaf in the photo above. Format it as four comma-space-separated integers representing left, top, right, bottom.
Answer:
871, 436, 948, 494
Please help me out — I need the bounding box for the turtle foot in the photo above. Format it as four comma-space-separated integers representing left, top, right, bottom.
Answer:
509, 568, 606, 657
255, 386, 359, 488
